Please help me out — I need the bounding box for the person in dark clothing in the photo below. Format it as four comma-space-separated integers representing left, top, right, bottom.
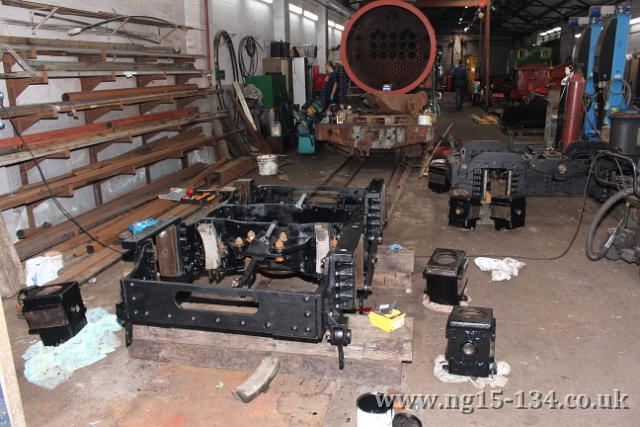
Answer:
323, 61, 339, 106
452, 59, 468, 111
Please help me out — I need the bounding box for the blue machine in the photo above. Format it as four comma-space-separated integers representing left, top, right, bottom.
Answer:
295, 99, 324, 155
571, 14, 603, 139
572, 5, 633, 139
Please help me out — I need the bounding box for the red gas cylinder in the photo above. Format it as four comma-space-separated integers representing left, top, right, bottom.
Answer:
561, 71, 586, 151
446, 75, 454, 92
341, 0, 437, 94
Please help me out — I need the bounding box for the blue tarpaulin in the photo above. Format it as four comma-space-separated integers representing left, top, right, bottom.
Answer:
23, 308, 122, 390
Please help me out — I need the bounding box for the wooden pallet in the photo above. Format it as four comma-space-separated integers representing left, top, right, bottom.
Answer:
129, 314, 414, 385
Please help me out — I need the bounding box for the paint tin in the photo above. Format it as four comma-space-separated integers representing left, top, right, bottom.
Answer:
357, 393, 393, 427
271, 121, 282, 137
257, 154, 279, 176
418, 114, 432, 126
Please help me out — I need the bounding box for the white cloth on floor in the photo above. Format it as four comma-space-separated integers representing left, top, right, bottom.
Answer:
421, 294, 471, 313
433, 355, 511, 389
23, 308, 122, 389
474, 257, 526, 281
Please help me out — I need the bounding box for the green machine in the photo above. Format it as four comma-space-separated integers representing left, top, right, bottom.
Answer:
246, 74, 288, 109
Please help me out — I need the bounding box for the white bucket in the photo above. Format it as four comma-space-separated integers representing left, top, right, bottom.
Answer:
357, 393, 394, 427
257, 154, 279, 176
271, 121, 282, 137
418, 114, 432, 126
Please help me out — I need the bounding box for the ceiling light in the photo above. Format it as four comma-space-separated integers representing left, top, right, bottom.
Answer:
258, 0, 273, 4
631, 17, 640, 25
289, 4, 302, 14
335, 24, 344, 31
575, 34, 581, 38
304, 10, 318, 21
328, 20, 336, 28
540, 26, 562, 36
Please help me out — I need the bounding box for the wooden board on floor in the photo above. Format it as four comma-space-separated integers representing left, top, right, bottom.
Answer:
376, 246, 414, 274
129, 315, 413, 385
373, 246, 414, 291
372, 271, 413, 292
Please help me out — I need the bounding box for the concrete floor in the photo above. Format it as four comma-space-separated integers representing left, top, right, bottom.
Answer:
6, 95, 640, 426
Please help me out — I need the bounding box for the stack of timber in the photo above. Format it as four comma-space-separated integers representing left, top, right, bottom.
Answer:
1, 33, 204, 80
0, 128, 217, 210
130, 314, 414, 385
0, 84, 218, 132
0, 108, 224, 165
17, 156, 257, 286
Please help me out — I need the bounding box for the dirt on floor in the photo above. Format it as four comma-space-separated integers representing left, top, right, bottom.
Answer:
6, 95, 640, 426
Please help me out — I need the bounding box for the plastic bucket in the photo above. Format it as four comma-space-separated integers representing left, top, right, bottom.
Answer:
257, 154, 279, 176
357, 393, 393, 427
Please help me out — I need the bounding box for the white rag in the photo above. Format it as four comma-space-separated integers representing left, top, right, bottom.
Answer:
24, 256, 59, 287
474, 257, 526, 281
433, 354, 511, 389
23, 307, 122, 389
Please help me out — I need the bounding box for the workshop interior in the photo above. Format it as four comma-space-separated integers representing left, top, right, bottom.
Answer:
0, 0, 639, 426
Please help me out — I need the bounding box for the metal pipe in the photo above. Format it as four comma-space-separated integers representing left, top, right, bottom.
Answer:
204, 0, 213, 71
483, 0, 491, 108
62, 84, 198, 102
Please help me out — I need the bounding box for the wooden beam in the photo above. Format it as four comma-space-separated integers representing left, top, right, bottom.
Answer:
0, 216, 25, 296
418, 0, 486, 6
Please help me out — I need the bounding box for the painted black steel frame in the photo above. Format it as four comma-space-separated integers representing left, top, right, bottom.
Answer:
117, 179, 385, 369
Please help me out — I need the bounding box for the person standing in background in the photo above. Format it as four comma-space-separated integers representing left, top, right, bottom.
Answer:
452, 59, 467, 111
323, 61, 339, 106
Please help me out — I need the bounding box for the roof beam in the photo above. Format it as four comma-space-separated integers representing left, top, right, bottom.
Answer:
418, 0, 486, 7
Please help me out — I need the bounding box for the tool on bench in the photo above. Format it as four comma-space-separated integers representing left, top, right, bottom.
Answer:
158, 188, 219, 204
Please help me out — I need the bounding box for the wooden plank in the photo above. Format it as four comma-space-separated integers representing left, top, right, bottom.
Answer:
27, 60, 197, 73
0, 300, 27, 427
129, 340, 403, 385
0, 112, 223, 168
228, 89, 272, 154
132, 315, 413, 364
129, 315, 413, 384
375, 246, 415, 274
0, 205, 25, 297
14, 164, 209, 260
0, 36, 200, 58
0, 133, 214, 210
213, 156, 256, 185
1, 0, 195, 29
372, 271, 413, 291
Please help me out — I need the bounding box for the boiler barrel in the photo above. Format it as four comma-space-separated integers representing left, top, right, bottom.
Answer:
341, 0, 436, 94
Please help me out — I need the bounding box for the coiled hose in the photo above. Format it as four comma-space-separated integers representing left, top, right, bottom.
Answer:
213, 30, 239, 107
586, 187, 636, 261
238, 36, 259, 81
